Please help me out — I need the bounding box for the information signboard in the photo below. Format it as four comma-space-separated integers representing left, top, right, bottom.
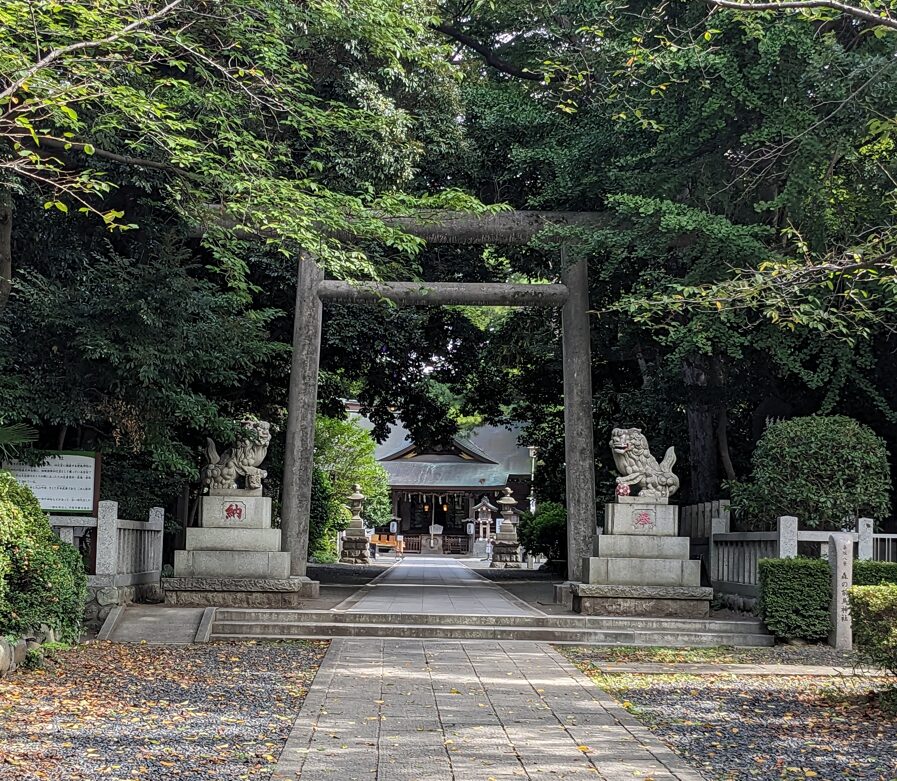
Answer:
3, 451, 100, 514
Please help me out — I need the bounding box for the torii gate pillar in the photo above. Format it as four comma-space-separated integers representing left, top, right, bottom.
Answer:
561, 253, 597, 581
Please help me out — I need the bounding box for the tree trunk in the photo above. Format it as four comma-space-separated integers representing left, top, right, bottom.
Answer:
0, 195, 11, 312
682, 355, 719, 501
711, 354, 737, 482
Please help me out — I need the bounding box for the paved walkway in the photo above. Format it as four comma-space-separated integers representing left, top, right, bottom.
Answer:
273, 638, 702, 781
343, 557, 537, 616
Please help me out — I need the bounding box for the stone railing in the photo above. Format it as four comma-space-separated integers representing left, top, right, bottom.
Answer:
709, 515, 878, 601
50, 500, 164, 627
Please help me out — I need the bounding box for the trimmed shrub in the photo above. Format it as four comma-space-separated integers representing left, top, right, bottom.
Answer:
308, 466, 345, 562
758, 557, 831, 641
518, 501, 567, 562
849, 584, 897, 678
730, 416, 891, 529
854, 560, 897, 587
0, 470, 87, 643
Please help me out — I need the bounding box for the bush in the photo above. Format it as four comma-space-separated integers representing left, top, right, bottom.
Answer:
758, 557, 831, 641
0, 470, 87, 643
849, 584, 897, 679
730, 416, 891, 529
854, 560, 897, 587
518, 501, 567, 562
308, 466, 345, 561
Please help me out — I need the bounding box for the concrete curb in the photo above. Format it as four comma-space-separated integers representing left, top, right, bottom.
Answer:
575, 661, 887, 677
96, 605, 125, 641
194, 607, 217, 643
272, 638, 342, 780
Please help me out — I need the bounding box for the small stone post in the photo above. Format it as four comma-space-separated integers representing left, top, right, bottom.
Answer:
776, 516, 798, 559
148, 506, 164, 573
491, 487, 521, 568
857, 518, 873, 561
57, 526, 75, 546
340, 484, 370, 565
95, 501, 119, 576
828, 532, 853, 651
708, 515, 730, 584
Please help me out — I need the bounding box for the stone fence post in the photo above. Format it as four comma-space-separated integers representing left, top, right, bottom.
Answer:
828, 533, 853, 650
708, 515, 730, 583
776, 516, 798, 559
94, 500, 119, 576
857, 518, 873, 561
148, 506, 165, 573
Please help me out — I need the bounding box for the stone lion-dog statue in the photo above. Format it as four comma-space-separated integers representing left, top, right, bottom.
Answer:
201, 419, 271, 491
610, 427, 679, 500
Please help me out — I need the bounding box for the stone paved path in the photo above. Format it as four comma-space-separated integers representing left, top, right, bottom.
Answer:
344, 557, 536, 617
273, 638, 703, 781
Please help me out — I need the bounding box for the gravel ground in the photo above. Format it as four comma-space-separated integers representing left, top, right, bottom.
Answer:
573, 666, 897, 781
562, 644, 860, 667
0, 640, 328, 781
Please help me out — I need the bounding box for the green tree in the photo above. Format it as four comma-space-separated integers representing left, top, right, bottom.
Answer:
314, 414, 391, 527
0, 0, 485, 307
730, 415, 892, 528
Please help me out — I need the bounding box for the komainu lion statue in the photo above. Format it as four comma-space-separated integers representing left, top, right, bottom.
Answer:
610, 427, 679, 500
201, 420, 271, 491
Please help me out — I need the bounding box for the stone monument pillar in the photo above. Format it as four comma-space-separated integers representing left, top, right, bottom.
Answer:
163, 420, 319, 606
491, 487, 522, 568
340, 484, 370, 564
571, 428, 712, 617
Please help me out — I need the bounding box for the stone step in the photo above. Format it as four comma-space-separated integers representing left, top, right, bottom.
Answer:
213, 608, 766, 634
210, 620, 774, 647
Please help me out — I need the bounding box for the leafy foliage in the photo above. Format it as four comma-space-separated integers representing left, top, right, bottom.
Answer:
0, 0, 486, 287
0, 470, 87, 643
308, 466, 340, 563
314, 414, 391, 528
849, 584, 897, 687
730, 416, 891, 528
854, 560, 897, 586
758, 557, 831, 641
517, 500, 567, 563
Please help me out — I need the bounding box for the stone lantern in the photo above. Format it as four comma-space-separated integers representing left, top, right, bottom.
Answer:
340, 483, 370, 564
491, 487, 521, 568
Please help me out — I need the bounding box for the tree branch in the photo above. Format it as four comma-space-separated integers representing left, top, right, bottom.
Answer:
433, 23, 545, 81
708, 1, 897, 31
0, 0, 186, 101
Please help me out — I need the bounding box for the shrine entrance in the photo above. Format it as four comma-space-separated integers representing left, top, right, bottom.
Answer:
276, 214, 601, 582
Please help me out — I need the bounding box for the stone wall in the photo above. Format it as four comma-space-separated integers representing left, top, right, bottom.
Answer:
0, 625, 57, 677
83, 581, 163, 630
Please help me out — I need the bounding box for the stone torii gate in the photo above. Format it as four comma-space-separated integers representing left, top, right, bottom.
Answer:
278, 211, 602, 582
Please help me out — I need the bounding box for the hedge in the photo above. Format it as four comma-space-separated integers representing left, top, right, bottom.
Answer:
849, 584, 897, 680
758, 557, 831, 641
853, 560, 897, 586
0, 470, 87, 643
518, 501, 567, 562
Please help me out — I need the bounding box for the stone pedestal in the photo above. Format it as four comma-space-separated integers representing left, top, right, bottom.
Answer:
491, 541, 522, 568
163, 491, 319, 607
571, 497, 712, 617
